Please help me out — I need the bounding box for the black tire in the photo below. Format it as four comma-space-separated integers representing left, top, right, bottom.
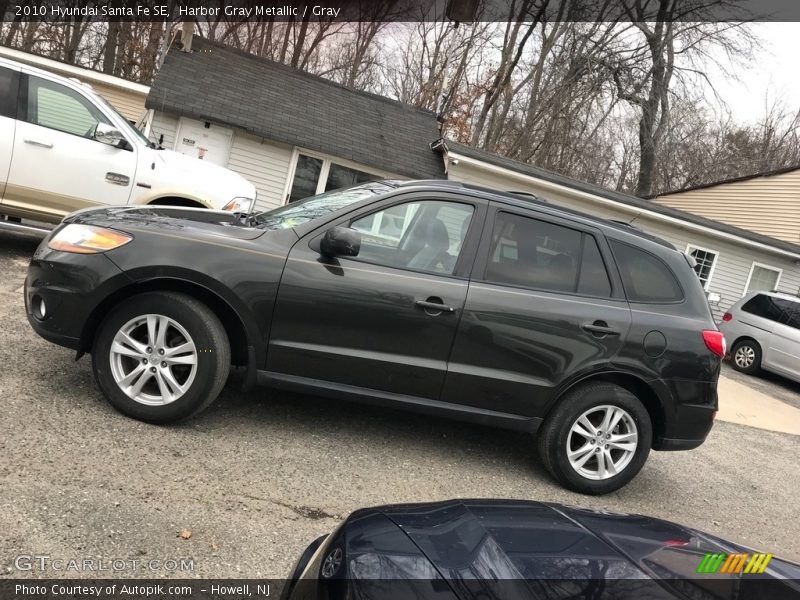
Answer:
92, 292, 230, 423
536, 382, 652, 495
730, 339, 761, 375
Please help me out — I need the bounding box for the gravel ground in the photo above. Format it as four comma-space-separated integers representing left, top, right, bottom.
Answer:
1, 229, 799, 580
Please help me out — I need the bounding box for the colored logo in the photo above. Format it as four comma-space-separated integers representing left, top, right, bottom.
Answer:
696, 552, 773, 574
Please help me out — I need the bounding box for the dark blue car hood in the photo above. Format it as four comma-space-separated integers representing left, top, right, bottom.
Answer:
333, 499, 800, 600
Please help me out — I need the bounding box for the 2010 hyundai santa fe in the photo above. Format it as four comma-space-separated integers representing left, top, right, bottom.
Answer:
26, 180, 724, 494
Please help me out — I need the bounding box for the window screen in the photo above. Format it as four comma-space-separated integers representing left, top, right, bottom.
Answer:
745, 264, 781, 294
610, 241, 683, 303
741, 294, 787, 323
485, 212, 611, 297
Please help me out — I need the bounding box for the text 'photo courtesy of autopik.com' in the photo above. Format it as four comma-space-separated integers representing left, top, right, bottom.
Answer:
2, 0, 800, 598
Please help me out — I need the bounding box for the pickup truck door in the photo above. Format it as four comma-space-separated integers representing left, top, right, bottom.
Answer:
0, 65, 18, 201
2, 72, 137, 221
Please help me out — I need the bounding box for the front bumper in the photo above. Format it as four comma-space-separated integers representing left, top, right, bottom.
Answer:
25, 242, 130, 352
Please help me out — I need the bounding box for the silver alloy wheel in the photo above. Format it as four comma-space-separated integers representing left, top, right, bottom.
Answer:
734, 345, 755, 369
109, 314, 198, 406
566, 405, 638, 481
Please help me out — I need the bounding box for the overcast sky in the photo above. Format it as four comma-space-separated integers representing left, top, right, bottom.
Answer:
711, 22, 800, 123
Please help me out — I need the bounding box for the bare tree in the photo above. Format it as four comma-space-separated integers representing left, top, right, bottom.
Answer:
598, 0, 756, 196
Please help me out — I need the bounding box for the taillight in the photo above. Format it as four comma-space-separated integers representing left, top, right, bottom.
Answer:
721, 312, 733, 322
702, 330, 726, 358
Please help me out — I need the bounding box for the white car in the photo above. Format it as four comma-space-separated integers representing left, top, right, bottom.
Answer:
0, 57, 256, 225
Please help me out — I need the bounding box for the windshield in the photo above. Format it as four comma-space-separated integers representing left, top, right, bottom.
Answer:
253, 181, 397, 230
92, 93, 155, 147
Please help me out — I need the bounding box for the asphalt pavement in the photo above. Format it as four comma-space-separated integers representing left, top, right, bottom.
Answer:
1, 229, 798, 579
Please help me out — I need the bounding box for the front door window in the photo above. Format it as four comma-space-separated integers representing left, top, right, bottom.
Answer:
350, 200, 474, 275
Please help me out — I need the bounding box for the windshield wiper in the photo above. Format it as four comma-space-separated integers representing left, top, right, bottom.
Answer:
233, 211, 260, 227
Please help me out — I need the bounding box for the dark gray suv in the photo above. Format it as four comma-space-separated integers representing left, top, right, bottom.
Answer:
26, 180, 724, 494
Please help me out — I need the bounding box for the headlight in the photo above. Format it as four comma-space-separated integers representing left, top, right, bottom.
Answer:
48, 224, 132, 254
222, 196, 255, 212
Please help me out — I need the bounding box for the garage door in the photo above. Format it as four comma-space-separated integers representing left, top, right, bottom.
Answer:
174, 117, 233, 167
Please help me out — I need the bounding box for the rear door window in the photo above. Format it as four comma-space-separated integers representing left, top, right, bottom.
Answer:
774, 298, 800, 330
577, 235, 612, 297
609, 240, 684, 303
484, 211, 612, 297
741, 294, 786, 323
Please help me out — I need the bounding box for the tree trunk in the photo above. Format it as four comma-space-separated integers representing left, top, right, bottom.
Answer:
103, 21, 120, 74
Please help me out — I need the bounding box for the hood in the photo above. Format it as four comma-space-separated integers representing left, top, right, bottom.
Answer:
64, 205, 267, 242
331, 500, 800, 600
153, 149, 257, 206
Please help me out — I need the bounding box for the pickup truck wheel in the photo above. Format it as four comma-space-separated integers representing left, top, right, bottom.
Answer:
536, 383, 652, 495
92, 292, 230, 423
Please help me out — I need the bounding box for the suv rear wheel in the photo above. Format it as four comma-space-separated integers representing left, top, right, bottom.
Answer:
537, 382, 652, 495
92, 292, 230, 423
730, 339, 761, 375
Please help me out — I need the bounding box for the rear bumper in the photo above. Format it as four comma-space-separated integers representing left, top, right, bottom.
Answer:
651, 378, 718, 451
656, 436, 708, 451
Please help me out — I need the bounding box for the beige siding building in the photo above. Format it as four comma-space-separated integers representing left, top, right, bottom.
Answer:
655, 166, 800, 246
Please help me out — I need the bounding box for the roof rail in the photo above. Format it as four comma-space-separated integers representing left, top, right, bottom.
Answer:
609, 219, 643, 231
507, 191, 547, 202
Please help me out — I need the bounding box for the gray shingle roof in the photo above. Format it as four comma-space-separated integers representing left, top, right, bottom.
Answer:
146, 37, 445, 180
447, 141, 800, 257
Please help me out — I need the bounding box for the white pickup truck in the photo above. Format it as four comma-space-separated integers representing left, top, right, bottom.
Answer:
0, 56, 256, 228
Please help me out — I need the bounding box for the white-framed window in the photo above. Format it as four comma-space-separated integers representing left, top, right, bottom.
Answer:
283, 148, 392, 203
744, 262, 782, 295
685, 244, 719, 291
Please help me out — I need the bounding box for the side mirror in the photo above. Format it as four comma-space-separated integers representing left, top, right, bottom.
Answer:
94, 123, 124, 147
320, 226, 361, 258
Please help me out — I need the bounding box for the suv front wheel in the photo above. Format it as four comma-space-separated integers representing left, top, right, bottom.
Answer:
537, 382, 652, 495
92, 292, 231, 423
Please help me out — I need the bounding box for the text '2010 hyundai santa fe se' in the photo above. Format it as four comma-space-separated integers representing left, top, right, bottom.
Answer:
26, 180, 724, 494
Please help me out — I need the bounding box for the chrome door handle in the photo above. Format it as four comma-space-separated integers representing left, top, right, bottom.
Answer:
416, 300, 455, 313
582, 321, 620, 336
24, 138, 53, 149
